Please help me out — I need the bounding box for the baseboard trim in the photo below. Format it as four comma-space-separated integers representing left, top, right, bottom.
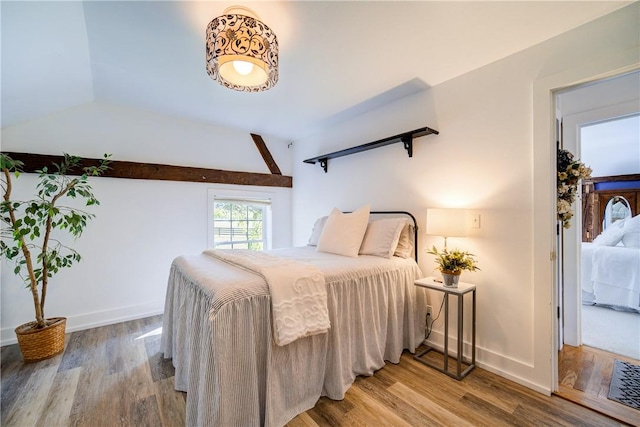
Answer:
1, 301, 164, 346
425, 330, 552, 395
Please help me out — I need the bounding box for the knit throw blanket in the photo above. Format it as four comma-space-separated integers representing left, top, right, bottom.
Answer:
203, 249, 330, 346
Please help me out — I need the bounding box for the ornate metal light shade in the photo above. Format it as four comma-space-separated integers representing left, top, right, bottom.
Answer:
206, 6, 278, 92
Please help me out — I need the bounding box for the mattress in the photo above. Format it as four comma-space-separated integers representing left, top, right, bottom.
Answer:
161, 246, 426, 427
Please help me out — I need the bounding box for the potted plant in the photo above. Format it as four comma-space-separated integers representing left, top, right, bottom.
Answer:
427, 245, 480, 287
1, 153, 110, 362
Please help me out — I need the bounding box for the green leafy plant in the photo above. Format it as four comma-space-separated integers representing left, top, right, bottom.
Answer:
427, 245, 480, 274
1, 153, 111, 329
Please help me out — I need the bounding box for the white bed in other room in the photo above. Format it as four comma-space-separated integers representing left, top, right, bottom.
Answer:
581, 214, 640, 311
161, 209, 426, 426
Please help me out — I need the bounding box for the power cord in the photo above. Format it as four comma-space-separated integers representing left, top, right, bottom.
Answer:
425, 297, 445, 340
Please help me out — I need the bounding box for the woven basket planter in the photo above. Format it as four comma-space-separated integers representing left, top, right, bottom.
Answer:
15, 317, 66, 363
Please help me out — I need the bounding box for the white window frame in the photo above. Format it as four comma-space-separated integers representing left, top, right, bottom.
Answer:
207, 189, 273, 250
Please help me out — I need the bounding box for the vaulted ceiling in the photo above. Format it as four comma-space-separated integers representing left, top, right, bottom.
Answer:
1, 1, 632, 141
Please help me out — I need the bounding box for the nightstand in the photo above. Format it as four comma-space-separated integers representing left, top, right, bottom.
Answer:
413, 276, 476, 380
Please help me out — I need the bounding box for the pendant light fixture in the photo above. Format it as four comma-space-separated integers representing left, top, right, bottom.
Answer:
206, 6, 279, 92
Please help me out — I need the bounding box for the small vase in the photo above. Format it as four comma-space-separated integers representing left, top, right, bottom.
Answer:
441, 271, 461, 288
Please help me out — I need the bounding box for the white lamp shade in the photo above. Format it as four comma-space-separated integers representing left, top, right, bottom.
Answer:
426, 208, 467, 237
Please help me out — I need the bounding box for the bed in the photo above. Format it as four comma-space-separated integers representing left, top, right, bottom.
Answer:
581, 214, 640, 311
160, 209, 427, 426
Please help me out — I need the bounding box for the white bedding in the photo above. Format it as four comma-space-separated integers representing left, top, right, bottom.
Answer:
581, 242, 640, 310
161, 246, 426, 427
202, 249, 330, 346
581, 242, 597, 297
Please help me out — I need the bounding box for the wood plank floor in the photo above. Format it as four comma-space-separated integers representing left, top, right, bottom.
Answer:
556, 344, 640, 426
1, 315, 631, 426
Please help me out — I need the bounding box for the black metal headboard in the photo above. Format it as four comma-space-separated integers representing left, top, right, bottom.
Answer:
369, 211, 419, 262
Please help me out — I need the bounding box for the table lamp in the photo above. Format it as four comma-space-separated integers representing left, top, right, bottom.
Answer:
426, 208, 467, 249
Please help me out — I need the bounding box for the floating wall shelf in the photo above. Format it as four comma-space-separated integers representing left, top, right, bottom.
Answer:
303, 126, 439, 172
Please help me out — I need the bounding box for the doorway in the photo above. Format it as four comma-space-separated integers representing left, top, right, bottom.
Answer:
554, 71, 640, 422
557, 71, 640, 351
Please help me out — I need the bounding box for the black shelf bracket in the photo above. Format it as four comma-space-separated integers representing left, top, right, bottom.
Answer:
303, 126, 438, 173
402, 135, 413, 158
319, 158, 328, 173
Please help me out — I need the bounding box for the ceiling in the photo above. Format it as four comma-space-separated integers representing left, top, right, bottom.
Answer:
1, 1, 633, 141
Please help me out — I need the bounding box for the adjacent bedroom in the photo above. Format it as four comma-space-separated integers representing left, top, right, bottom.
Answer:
580, 113, 640, 360
1, 1, 639, 426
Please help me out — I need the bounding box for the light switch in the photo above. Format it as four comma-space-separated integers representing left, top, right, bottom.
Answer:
471, 213, 480, 229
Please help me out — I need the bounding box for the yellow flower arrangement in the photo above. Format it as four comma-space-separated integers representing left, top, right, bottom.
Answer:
427, 246, 480, 275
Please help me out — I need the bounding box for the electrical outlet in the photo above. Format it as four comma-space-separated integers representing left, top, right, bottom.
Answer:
426, 305, 433, 317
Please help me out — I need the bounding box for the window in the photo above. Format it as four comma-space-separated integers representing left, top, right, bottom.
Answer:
212, 197, 271, 250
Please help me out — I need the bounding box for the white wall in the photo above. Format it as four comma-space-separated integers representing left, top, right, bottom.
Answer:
1, 102, 293, 344
581, 115, 640, 177
559, 71, 640, 177
558, 71, 640, 117
292, 3, 639, 393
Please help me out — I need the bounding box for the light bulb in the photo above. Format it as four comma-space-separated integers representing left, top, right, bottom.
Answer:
232, 61, 254, 76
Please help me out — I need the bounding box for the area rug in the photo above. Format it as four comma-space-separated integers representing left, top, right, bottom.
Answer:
608, 360, 640, 410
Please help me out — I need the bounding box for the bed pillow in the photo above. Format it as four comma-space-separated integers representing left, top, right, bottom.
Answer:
316, 204, 370, 257
593, 222, 625, 246
307, 216, 328, 246
359, 218, 406, 258
621, 214, 640, 247
394, 223, 414, 258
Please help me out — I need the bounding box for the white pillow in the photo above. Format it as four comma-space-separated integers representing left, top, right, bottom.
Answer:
622, 214, 640, 247
394, 223, 413, 258
593, 222, 625, 246
307, 216, 328, 246
316, 204, 370, 257
359, 218, 406, 258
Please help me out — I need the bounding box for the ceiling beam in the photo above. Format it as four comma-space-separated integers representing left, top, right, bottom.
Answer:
250, 133, 282, 175
2, 152, 292, 188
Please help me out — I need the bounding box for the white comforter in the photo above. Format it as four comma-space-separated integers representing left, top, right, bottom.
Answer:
161, 246, 425, 427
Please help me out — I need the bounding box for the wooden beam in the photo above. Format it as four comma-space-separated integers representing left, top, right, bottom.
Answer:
2, 152, 292, 188
250, 134, 282, 175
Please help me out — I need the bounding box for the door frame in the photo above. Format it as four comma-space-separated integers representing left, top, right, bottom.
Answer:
532, 57, 638, 393
560, 100, 640, 347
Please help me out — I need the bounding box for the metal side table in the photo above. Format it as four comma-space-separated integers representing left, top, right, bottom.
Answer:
413, 277, 476, 380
